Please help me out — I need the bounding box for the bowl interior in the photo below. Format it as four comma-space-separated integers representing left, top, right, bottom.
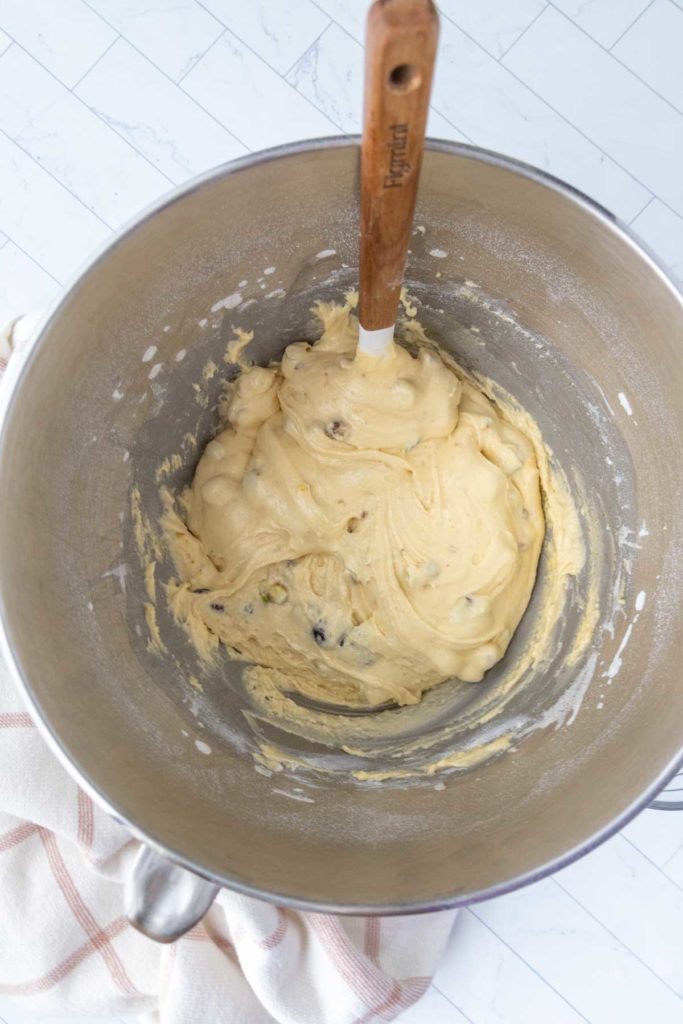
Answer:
1, 141, 682, 910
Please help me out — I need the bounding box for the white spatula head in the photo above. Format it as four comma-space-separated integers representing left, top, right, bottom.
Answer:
358, 322, 395, 357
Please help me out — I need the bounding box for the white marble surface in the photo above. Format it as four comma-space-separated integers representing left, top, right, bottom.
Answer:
0, 2, 682, 1022
612, 0, 683, 113
75, 39, 248, 183
86, 0, 224, 81
551, 0, 653, 47
502, 5, 683, 217
0, 0, 116, 87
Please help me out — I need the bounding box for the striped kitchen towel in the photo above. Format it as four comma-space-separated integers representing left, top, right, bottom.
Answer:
0, 314, 456, 1024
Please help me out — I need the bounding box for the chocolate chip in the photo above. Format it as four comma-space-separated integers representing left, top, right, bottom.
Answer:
210, 602, 225, 612
338, 635, 347, 647
324, 419, 349, 440
312, 624, 326, 645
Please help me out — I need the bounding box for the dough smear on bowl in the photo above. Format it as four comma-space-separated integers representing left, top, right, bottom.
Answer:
164, 300, 545, 709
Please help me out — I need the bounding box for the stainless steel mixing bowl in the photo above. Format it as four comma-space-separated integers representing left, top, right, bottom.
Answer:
1, 139, 682, 937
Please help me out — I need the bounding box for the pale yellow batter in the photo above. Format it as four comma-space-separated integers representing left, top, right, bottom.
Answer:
164, 300, 545, 709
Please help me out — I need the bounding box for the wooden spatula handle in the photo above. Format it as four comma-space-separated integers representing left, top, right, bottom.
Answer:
359, 0, 439, 332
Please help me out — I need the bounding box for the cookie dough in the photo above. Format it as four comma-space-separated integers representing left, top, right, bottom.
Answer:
164, 301, 544, 708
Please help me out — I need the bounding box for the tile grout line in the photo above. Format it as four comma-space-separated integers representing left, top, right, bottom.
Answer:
430, 978, 476, 1024
278, 40, 348, 134
607, 0, 658, 51
284, 9, 364, 121
616, 57, 683, 119
176, 40, 221, 85
69, 38, 185, 188
628, 193, 656, 225
660, 831, 683, 871
192, 0, 338, 120
179, 13, 340, 134
307, 10, 363, 50
466, 906, 592, 1023
539, 3, 683, 119
436, 9, 666, 220
428, 106, 475, 144
620, 830, 683, 881
545, 0, 656, 53
0, 35, 178, 192
168, 4, 225, 82
70, 33, 120, 91
498, 1, 550, 60
662, 855, 683, 880
73, 101, 178, 188
0, 233, 63, 285
79, 0, 251, 152
431, 983, 476, 1022
275, 10, 476, 146
283, 19, 333, 80
551, 873, 683, 1002
176, 25, 227, 84
310, 0, 362, 43
0, 122, 113, 233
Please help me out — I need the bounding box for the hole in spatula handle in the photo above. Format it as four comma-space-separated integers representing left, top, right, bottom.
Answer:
388, 62, 421, 91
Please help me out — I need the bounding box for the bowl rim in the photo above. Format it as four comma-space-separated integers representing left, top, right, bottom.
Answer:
1, 135, 683, 914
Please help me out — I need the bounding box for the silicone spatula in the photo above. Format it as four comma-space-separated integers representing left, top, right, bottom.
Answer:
357, 0, 439, 357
